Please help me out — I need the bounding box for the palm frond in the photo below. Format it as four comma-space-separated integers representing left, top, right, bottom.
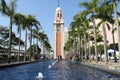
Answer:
117, 12, 120, 16
79, 1, 90, 10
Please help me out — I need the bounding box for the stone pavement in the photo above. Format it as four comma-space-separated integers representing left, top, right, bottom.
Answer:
89, 61, 120, 70
82, 60, 120, 76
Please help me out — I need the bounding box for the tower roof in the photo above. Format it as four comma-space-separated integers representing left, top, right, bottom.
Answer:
56, 7, 61, 11
54, 0, 64, 23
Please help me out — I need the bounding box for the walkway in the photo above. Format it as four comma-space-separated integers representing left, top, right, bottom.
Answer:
83, 60, 120, 76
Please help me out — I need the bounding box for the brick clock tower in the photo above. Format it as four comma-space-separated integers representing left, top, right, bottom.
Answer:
54, 1, 64, 59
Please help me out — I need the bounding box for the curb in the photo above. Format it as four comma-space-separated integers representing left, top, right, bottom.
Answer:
82, 63, 120, 77
0, 60, 40, 69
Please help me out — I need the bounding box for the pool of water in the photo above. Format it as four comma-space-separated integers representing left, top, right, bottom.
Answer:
0, 60, 120, 80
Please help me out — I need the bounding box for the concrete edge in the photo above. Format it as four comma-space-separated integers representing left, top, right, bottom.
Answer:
0, 60, 40, 69
82, 63, 120, 77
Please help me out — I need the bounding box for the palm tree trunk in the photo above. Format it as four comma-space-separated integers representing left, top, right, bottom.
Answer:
29, 26, 32, 61
78, 37, 81, 60
114, 4, 120, 63
81, 40, 84, 62
18, 26, 21, 62
92, 18, 98, 63
36, 37, 38, 54
77, 38, 79, 55
33, 39, 35, 59
102, 23, 108, 65
24, 28, 27, 62
88, 35, 91, 62
8, 16, 13, 63
84, 33, 87, 61
112, 29, 117, 62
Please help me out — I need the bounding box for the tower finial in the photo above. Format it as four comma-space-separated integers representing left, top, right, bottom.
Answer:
58, 0, 59, 7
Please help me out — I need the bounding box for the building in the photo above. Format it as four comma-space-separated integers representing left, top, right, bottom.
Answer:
89, 19, 118, 48
63, 27, 69, 55
53, 2, 64, 59
63, 27, 69, 45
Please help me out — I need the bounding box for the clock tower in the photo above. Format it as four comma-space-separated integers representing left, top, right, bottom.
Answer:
54, 0, 64, 59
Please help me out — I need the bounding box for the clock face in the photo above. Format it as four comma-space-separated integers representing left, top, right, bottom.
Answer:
57, 28, 60, 32
56, 24, 61, 32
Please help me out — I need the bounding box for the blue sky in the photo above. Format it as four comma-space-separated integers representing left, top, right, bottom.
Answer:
0, 0, 82, 49
0, 0, 120, 49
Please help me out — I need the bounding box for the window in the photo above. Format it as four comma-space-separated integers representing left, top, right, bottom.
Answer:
58, 13, 59, 17
60, 14, 62, 17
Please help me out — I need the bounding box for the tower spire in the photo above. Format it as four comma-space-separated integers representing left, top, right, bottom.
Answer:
58, 0, 59, 7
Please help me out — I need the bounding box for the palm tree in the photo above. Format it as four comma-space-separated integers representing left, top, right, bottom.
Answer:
32, 31, 51, 58
80, 0, 100, 62
38, 31, 48, 54
104, 0, 120, 62
13, 13, 26, 62
23, 23, 29, 62
32, 28, 40, 55
69, 29, 79, 54
95, 2, 114, 64
22, 15, 30, 62
69, 12, 90, 62
71, 11, 92, 61
64, 38, 72, 52
0, 0, 17, 63
44, 40, 52, 54
27, 15, 40, 60
112, 27, 117, 62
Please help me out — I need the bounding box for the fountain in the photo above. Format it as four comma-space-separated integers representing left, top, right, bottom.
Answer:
48, 65, 51, 68
36, 72, 43, 80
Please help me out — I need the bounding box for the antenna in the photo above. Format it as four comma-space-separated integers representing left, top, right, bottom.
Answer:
58, 0, 59, 7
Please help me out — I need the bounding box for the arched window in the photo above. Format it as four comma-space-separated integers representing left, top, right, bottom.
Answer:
58, 13, 59, 17
60, 14, 62, 17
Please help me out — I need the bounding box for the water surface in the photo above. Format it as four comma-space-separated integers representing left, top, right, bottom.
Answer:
0, 60, 120, 80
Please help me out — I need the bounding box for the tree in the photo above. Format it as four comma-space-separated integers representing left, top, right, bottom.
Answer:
104, 0, 120, 62
80, 0, 100, 62
13, 13, 26, 62
32, 28, 40, 56
112, 27, 117, 62
38, 31, 50, 54
64, 38, 73, 51
0, 0, 17, 63
27, 15, 40, 61
95, 2, 114, 64
0, 26, 24, 48
21, 15, 31, 62
27, 44, 41, 59
44, 40, 52, 54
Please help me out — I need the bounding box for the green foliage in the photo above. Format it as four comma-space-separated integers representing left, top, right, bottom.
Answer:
0, 55, 7, 60
10, 56, 17, 61
0, 26, 24, 47
90, 46, 95, 55
27, 44, 41, 56
97, 44, 104, 54
64, 42, 70, 51
64, 37, 73, 51
90, 44, 104, 55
